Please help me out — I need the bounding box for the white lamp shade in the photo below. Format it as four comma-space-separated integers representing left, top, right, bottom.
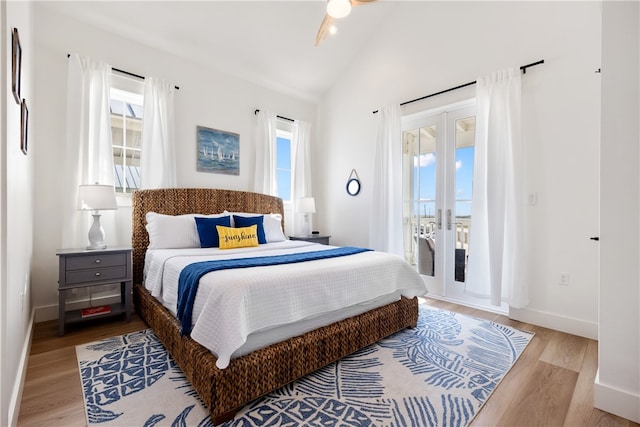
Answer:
298, 197, 316, 214
326, 0, 352, 19
77, 184, 117, 211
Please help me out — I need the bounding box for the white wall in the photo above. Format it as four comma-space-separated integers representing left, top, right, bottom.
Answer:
316, 1, 601, 338
2, 1, 35, 425
595, 1, 640, 422
31, 5, 316, 321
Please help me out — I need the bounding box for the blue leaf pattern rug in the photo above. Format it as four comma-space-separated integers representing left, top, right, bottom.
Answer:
76, 305, 533, 426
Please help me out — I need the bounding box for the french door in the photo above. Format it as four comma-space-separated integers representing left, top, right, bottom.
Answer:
402, 101, 477, 302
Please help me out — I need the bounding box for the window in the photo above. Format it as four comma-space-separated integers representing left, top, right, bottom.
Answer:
110, 87, 143, 193
275, 128, 293, 202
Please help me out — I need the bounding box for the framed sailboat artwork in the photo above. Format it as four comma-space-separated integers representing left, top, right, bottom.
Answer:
196, 126, 240, 175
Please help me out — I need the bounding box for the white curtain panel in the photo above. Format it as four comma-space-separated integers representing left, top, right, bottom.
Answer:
253, 110, 278, 195
291, 120, 313, 235
369, 104, 404, 256
465, 68, 529, 308
141, 77, 176, 189
61, 54, 115, 249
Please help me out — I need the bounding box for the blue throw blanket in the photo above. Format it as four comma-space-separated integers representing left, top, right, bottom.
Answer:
177, 246, 373, 335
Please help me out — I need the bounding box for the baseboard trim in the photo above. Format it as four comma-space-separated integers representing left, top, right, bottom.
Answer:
508, 306, 598, 340
8, 307, 35, 427
594, 370, 640, 423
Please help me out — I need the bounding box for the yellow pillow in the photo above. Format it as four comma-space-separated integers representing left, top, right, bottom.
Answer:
216, 225, 260, 249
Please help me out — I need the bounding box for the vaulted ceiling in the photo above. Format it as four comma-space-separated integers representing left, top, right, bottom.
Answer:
41, 1, 398, 103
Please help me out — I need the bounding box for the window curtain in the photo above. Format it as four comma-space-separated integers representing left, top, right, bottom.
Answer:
253, 110, 278, 195
291, 120, 313, 235
465, 68, 528, 308
369, 104, 404, 256
61, 54, 115, 249
141, 77, 176, 189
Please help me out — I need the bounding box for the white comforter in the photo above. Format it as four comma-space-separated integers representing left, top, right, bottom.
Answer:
144, 240, 427, 369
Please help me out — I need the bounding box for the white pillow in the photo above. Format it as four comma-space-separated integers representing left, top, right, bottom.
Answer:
264, 213, 286, 242
225, 211, 286, 243
145, 212, 228, 249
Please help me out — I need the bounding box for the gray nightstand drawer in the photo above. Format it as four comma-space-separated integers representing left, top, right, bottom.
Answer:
66, 253, 126, 270
66, 266, 128, 284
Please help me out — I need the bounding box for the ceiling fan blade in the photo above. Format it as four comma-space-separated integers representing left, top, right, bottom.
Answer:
315, 14, 336, 47
351, 0, 377, 6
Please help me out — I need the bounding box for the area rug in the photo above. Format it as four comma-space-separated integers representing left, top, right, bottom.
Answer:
76, 305, 533, 427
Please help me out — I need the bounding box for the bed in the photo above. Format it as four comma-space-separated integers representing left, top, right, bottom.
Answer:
132, 188, 425, 424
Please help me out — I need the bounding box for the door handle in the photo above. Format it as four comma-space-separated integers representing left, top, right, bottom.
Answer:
447, 209, 452, 230
590, 236, 600, 241
437, 209, 442, 230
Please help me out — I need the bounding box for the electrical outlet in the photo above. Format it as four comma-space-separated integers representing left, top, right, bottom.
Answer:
559, 273, 569, 285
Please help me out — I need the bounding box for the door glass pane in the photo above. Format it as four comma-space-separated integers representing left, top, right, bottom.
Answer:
403, 125, 437, 277
453, 116, 475, 282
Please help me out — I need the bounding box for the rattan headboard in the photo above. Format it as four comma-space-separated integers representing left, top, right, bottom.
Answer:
131, 188, 284, 285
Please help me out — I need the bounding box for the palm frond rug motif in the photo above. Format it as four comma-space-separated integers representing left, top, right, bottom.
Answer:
76, 305, 533, 427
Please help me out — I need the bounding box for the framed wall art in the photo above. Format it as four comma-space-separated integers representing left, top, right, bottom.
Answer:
12, 28, 22, 104
21, 99, 28, 155
196, 126, 239, 175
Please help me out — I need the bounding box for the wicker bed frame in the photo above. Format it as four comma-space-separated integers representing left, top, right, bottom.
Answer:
131, 188, 419, 425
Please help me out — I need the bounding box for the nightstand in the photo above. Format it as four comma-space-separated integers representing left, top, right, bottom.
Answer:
288, 234, 331, 245
56, 247, 132, 336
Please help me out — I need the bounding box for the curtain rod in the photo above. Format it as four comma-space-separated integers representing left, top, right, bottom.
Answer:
254, 109, 295, 123
372, 59, 544, 114
66, 54, 180, 90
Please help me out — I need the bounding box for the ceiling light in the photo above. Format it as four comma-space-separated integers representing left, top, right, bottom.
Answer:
329, 25, 338, 35
327, 0, 351, 19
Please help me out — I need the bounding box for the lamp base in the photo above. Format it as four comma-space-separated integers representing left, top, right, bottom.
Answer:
87, 213, 107, 250
303, 214, 312, 236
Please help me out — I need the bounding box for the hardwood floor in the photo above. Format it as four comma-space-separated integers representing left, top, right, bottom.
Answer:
18, 315, 148, 427
17, 299, 639, 427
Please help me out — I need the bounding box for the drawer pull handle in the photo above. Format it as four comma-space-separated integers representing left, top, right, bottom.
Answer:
95, 272, 101, 277
95, 259, 101, 263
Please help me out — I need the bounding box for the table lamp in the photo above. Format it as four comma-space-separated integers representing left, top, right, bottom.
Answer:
78, 183, 117, 250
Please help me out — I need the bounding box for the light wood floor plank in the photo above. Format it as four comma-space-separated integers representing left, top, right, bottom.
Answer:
498, 361, 579, 426
564, 338, 598, 426
539, 330, 589, 372
587, 409, 639, 427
